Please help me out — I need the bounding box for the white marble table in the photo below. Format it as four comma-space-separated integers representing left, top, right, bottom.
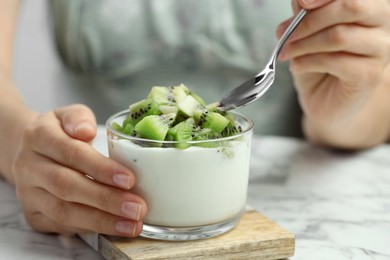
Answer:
1, 127, 389, 260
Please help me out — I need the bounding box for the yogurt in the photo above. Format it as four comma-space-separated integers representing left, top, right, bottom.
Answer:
107, 135, 252, 227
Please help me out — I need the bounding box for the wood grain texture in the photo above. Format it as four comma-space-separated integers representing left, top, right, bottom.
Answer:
95, 210, 295, 260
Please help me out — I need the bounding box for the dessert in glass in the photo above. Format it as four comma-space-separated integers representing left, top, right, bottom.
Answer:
106, 85, 253, 240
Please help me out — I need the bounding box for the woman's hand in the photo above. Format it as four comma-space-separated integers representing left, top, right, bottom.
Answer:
277, 0, 390, 148
12, 104, 147, 237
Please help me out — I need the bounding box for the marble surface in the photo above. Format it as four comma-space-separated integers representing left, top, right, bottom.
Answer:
1, 126, 389, 260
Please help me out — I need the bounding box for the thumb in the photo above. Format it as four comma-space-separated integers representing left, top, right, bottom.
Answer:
55, 104, 97, 142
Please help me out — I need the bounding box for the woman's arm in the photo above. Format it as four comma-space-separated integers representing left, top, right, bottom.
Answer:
0, 0, 37, 184
0, 0, 147, 237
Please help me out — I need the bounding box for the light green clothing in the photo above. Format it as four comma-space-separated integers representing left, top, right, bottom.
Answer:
50, 0, 302, 137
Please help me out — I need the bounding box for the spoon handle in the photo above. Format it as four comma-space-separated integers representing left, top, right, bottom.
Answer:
269, 9, 307, 64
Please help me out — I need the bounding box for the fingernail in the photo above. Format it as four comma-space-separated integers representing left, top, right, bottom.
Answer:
121, 202, 142, 221
113, 173, 130, 189
115, 221, 136, 236
74, 121, 95, 134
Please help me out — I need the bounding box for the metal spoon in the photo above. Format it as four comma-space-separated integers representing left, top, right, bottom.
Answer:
217, 9, 307, 111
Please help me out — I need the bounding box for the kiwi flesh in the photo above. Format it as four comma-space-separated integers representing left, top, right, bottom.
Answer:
148, 86, 187, 105
193, 110, 230, 133
123, 123, 136, 136
172, 118, 196, 149
127, 99, 160, 126
134, 113, 176, 141
192, 128, 223, 148
113, 84, 245, 148
159, 105, 179, 115
221, 123, 243, 138
178, 95, 202, 117
112, 122, 122, 132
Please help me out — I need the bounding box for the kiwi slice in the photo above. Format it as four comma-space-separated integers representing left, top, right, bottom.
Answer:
168, 118, 222, 148
220, 113, 243, 137
177, 83, 206, 105
111, 122, 122, 132
159, 105, 179, 115
172, 118, 196, 149
178, 95, 202, 117
127, 99, 160, 126
134, 113, 176, 141
148, 86, 187, 105
205, 102, 219, 112
192, 128, 223, 148
177, 83, 190, 94
123, 123, 136, 136
194, 110, 230, 133
221, 123, 242, 137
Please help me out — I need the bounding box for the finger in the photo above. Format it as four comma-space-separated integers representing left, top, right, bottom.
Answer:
289, 0, 389, 42
29, 113, 135, 190
298, 0, 334, 9
291, 0, 300, 14
279, 25, 390, 60
55, 104, 97, 142
277, 0, 332, 38
24, 211, 88, 235
276, 16, 295, 39
29, 188, 143, 237
25, 153, 147, 221
290, 52, 385, 89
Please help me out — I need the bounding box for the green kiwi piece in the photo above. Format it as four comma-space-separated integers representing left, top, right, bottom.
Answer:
111, 122, 122, 132
189, 92, 206, 106
171, 86, 188, 103
194, 110, 230, 133
178, 95, 202, 117
123, 123, 138, 137
221, 123, 242, 137
173, 118, 195, 149
177, 83, 190, 94
127, 99, 160, 125
159, 105, 179, 115
166, 121, 181, 141
134, 113, 176, 141
147, 86, 173, 104
221, 113, 243, 137
148, 86, 187, 105
176, 84, 205, 105
192, 128, 224, 148
225, 113, 236, 125
205, 102, 219, 112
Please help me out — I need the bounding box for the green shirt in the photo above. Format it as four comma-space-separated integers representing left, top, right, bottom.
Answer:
50, 0, 302, 137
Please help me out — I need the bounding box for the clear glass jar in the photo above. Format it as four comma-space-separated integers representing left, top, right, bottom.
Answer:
106, 110, 253, 240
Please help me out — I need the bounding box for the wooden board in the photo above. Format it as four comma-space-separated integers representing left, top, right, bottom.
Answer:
80, 209, 295, 260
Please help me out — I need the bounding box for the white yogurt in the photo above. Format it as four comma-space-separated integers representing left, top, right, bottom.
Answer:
108, 135, 252, 227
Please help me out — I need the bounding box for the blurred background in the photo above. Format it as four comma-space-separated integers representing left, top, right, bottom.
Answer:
13, 0, 302, 137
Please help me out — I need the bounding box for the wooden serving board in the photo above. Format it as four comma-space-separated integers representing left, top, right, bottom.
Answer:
80, 208, 295, 260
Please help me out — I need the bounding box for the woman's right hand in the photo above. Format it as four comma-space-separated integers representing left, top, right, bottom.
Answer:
11, 104, 147, 237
